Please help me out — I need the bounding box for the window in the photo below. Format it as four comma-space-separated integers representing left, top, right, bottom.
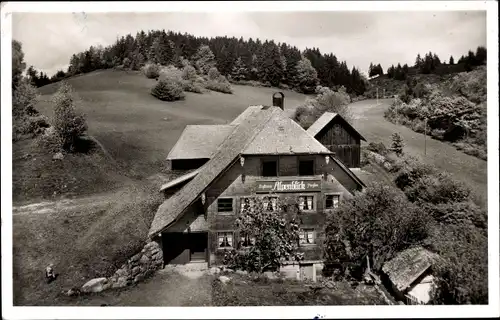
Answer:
325, 194, 340, 209
299, 229, 315, 245
240, 197, 255, 213
218, 232, 234, 248
217, 198, 233, 213
262, 196, 278, 212
240, 234, 256, 248
262, 160, 278, 177
299, 160, 315, 176
298, 196, 315, 211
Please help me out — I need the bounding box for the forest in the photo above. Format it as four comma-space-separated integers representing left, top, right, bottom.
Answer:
26, 30, 368, 96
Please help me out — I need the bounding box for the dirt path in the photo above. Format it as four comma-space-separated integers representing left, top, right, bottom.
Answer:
71, 266, 213, 306
349, 99, 488, 207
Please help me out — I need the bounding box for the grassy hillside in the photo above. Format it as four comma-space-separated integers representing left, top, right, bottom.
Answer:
35, 69, 308, 180
384, 66, 487, 160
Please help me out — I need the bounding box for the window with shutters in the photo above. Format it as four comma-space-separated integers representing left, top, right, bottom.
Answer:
217, 232, 234, 249
240, 197, 255, 213
239, 233, 256, 248
298, 195, 315, 212
325, 194, 340, 209
262, 196, 279, 212
217, 198, 233, 213
299, 229, 315, 246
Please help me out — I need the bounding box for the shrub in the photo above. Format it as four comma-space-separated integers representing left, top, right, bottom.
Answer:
294, 86, 353, 129
142, 63, 161, 79
181, 65, 197, 81
394, 157, 436, 190
52, 82, 88, 152
421, 201, 487, 230
159, 65, 183, 83
181, 79, 204, 94
151, 78, 185, 101
366, 142, 388, 156
324, 182, 431, 278
429, 225, 488, 304
207, 67, 221, 81
35, 127, 64, 153
122, 57, 131, 69
13, 80, 39, 117
205, 75, 233, 94
404, 172, 471, 204
24, 115, 50, 137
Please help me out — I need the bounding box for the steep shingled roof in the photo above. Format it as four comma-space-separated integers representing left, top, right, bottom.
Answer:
243, 109, 333, 155
159, 169, 200, 193
382, 246, 439, 293
307, 112, 367, 141
166, 125, 235, 160
230, 105, 264, 125
149, 106, 281, 238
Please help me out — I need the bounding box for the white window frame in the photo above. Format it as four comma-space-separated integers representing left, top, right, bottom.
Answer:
262, 196, 279, 212
299, 228, 316, 246
324, 193, 342, 210
217, 197, 234, 215
239, 233, 256, 248
217, 231, 234, 249
297, 194, 316, 212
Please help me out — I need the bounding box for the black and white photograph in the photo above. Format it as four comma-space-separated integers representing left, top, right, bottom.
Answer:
1, 1, 498, 319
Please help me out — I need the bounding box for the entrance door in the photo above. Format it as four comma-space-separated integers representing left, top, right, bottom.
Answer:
162, 232, 190, 264
189, 232, 208, 262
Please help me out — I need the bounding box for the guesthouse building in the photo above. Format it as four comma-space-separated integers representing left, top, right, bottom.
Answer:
150, 95, 367, 269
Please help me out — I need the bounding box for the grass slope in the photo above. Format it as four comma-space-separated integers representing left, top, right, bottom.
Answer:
36, 69, 308, 180
350, 99, 487, 208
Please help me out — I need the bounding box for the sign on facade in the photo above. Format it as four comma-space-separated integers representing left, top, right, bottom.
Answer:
255, 180, 322, 193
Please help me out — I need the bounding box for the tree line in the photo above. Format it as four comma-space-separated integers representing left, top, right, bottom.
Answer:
367, 45, 487, 81
24, 30, 368, 95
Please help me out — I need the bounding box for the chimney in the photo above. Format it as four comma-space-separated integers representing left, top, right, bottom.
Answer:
272, 92, 285, 110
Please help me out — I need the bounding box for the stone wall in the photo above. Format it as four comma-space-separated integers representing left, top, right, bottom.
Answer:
108, 241, 164, 289
79, 241, 164, 294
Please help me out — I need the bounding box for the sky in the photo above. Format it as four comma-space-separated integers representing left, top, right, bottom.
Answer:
12, 11, 486, 77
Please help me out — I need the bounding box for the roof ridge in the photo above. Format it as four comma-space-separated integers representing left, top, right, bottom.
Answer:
240, 107, 282, 152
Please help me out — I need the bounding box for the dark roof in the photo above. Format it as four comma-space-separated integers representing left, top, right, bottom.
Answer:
159, 169, 200, 193
166, 125, 235, 160
307, 112, 367, 141
382, 246, 439, 292
149, 106, 282, 237
329, 156, 366, 189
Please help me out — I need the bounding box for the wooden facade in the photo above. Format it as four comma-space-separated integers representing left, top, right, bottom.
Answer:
315, 119, 363, 168
160, 154, 361, 266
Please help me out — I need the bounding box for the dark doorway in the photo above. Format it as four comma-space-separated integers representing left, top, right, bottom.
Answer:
162, 232, 208, 265
189, 232, 208, 262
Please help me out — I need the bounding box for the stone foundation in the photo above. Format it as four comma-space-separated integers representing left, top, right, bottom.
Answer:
80, 241, 164, 293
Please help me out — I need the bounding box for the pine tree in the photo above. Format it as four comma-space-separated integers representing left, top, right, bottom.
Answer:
231, 57, 248, 81
449, 55, 455, 65
368, 63, 375, 77
391, 132, 404, 156
194, 45, 216, 75
415, 53, 422, 68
